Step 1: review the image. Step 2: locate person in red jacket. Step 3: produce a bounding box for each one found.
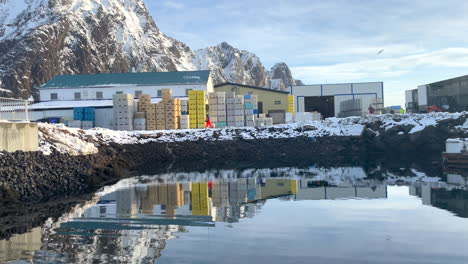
[368,105,375,114]
[205,114,214,128]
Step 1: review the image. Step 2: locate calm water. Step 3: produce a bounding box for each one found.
[2,167,468,264]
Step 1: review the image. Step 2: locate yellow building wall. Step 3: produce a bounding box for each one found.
[259,179,298,200]
[214,84,289,114]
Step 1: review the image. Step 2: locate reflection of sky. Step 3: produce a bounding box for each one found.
[159,186,468,264]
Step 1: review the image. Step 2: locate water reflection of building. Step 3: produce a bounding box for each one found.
[409,174,468,218]
[0,228,42,263]
[295,180,387,200]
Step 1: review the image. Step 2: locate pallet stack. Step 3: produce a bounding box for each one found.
[226,92,236,127]
[256,114,273,127]
[188,90,206,129]
[235,95,245,127]
[208,93,218,126]
[134,111,147,130]
[156,101,166,130]
[216,92,227,128]
[288,95,295,113]
[165,98,181,130]
[113,94,134,131]
[244,94,258,127]
[138,94,151,112]
[145,104,157,130]
[191,182,210,216]
[72,107,95,129]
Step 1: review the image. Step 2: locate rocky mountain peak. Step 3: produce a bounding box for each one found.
[0,0,301,99]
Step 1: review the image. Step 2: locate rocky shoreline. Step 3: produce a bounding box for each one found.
[1,113,467,240]
[1,113,467,207]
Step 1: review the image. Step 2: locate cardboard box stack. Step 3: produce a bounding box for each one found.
[244,94,258,127]
[156,102,166,130]
[145,103,157,130]
[208,93,218,126]
[235,95,245,127]
[138,94,151,112]
[165,98,181,130]
[188,90,206,129]
[113,94,134,131]
[216,92,227,128]
[288,95,295,113]
[226,92,236,127]
[134,112,147,130]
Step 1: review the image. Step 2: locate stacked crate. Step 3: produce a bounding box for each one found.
[165,98,181,130]
[288,95,295,113]
[191,182,210,216]
[188,90,197,129]
[188,90,206,129]
[234,95,245,127]
[216,92,227,128]
[113,94,134,131]
[145,104,157,130]
[134,112,147,130]
[208,93,218,126]
[162,88,172,101]
[72,107,95,129]
[244,94,258,127]
[256,114,273,127]
[156,102,166,130]
[138,94,151,112]
[226,92,236,127]
[180,100,190,129]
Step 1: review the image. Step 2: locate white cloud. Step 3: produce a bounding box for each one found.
[291,48,468,83]
[161,1,185,9]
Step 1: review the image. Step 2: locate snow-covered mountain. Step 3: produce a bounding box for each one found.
[270,62,304,90]
[0,0,300,99]
[194,42,270,88]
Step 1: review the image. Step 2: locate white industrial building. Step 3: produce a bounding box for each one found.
[290,82,384,118]
[30,70,213,128]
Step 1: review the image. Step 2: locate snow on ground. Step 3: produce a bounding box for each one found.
[38,112,468,155]
[39,123,98,156]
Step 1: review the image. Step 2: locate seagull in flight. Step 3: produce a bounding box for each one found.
[377,49,384,55]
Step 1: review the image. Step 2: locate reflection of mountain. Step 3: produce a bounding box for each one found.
[409,174,468,218]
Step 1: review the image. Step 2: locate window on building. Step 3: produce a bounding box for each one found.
[116,91,123,95]
[274,100,282,105]
[157,90,162,97]
[74,92,81,100]
[186,88,192,96]
[100,206,106,214]
[96,91,103,99]
[135,90,142,97]
[50,93,58,100]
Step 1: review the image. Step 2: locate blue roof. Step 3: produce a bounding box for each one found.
[41,70,211,88]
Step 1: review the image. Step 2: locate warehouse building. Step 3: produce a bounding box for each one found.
[290,82,384,118]
[406,75,468,113]
[39,70,213,101]
[30,70,213,128]
[214,83,290,123]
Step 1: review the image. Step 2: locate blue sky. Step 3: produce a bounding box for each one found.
[145,0,468,106]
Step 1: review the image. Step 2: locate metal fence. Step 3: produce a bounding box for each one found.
[0,97,30,121]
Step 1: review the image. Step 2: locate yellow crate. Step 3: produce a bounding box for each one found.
[190,123,198,129]
[197,124,205,129]
[196,90,206,97]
